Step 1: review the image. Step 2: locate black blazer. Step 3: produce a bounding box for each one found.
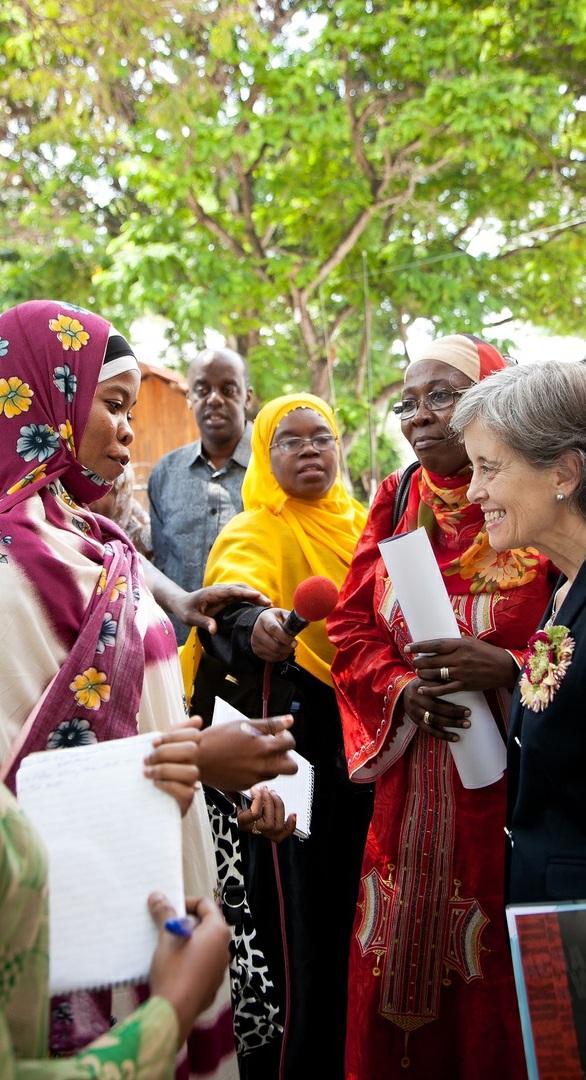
[507,558,586,904]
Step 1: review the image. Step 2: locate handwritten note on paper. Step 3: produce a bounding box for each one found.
[17,732,185,994]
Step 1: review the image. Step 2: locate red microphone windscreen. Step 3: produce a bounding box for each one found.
[292,576,339,622]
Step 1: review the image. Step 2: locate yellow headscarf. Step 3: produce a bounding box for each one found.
[203,393,367,686]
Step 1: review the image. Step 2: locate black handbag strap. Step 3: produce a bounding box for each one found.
[391,460,419,532]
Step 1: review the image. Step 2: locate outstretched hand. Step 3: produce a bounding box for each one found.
[148,893,231,1045]
[141,558,271,634]
[196,715,297,792]
[175,584,271,635]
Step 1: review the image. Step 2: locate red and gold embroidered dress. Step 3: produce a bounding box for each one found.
[328,465,555,1080]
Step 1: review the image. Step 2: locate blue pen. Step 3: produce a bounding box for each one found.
[164,915,197,938]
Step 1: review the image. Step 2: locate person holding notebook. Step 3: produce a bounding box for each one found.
[0,779,231,1076]
[0,300,297,1077]
[191,392,374,1079]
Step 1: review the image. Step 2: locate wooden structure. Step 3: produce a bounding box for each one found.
[130,361,198,507]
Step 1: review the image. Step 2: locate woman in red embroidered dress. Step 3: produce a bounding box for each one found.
[327,335,556,1080]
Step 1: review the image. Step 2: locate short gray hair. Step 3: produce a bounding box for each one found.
[451,360,586,518]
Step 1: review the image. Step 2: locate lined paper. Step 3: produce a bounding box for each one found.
[17,732,185,993]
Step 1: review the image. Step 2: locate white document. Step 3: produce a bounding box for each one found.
[17,732,185,994]
[378,526,507,789]
[212,696,314,839]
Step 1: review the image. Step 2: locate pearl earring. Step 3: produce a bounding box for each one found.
[556,492,565,502]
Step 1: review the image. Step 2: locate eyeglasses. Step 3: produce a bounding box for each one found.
[392,388,467,420]
[269,434,338,455]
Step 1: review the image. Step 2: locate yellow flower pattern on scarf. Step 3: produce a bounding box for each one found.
[6,464,47,495]
[110,575,127,602]
[59,419,76,455]
[48,314,90,351]
[69,667,111,710]
[0,376,34,418]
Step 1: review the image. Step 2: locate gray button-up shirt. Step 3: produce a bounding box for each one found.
[148,422,252,643]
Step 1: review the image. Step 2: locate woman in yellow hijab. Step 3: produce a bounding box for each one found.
[199,393,373,1080]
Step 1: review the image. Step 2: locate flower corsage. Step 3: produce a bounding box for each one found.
[519,624,575,712]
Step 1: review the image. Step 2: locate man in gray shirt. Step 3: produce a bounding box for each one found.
[148,346,253,643]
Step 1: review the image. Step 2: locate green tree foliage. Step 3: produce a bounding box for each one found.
[0,0,584,485]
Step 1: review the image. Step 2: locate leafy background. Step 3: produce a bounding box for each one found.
[1,0,584,495]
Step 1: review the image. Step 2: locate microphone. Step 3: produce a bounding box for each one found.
[281,576,339,637]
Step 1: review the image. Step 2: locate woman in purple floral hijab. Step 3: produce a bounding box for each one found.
[0,300,240,1079]
[0,301,150,783]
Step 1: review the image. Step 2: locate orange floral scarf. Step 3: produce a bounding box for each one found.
[407,467,541,595]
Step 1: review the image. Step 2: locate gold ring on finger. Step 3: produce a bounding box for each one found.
[440,666,450,682]
[422,710,432,727]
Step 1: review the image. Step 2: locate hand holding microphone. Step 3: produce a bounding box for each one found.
[250,576,340,663]
[281,576,340,636]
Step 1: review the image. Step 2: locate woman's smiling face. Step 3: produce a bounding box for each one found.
[465,419,558,552]
[269,408,338,500]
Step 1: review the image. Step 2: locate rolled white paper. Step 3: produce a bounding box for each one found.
[378,526,507,789]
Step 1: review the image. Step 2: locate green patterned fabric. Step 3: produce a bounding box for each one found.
[0,784,178,1078]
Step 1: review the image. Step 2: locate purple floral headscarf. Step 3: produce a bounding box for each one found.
[0,300,149,1052]
[0,300,145,790]
[0,300,116,510]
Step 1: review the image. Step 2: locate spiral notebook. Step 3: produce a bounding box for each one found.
[212,697,315,839]
[16,732,185,995]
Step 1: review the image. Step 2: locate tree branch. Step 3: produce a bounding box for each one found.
[343,73,377,194]
[483,314,516,328]
[185,189,269,280]
[264,0,307,34]
[233,153,266,260]
[329,304,355,340]
[186,190,246,256]
[300,204,377,303]
[341,378,403,455]
[396,306,412,359]
[373,379,404,410]
[261,221,278,248]
[289,284,332,397]
[496,219,586,260]
[355,298,372,397]
[300,149,451,302]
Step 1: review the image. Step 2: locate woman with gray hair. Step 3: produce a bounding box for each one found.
[452,359,586,906]
[327,335,557,1080]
